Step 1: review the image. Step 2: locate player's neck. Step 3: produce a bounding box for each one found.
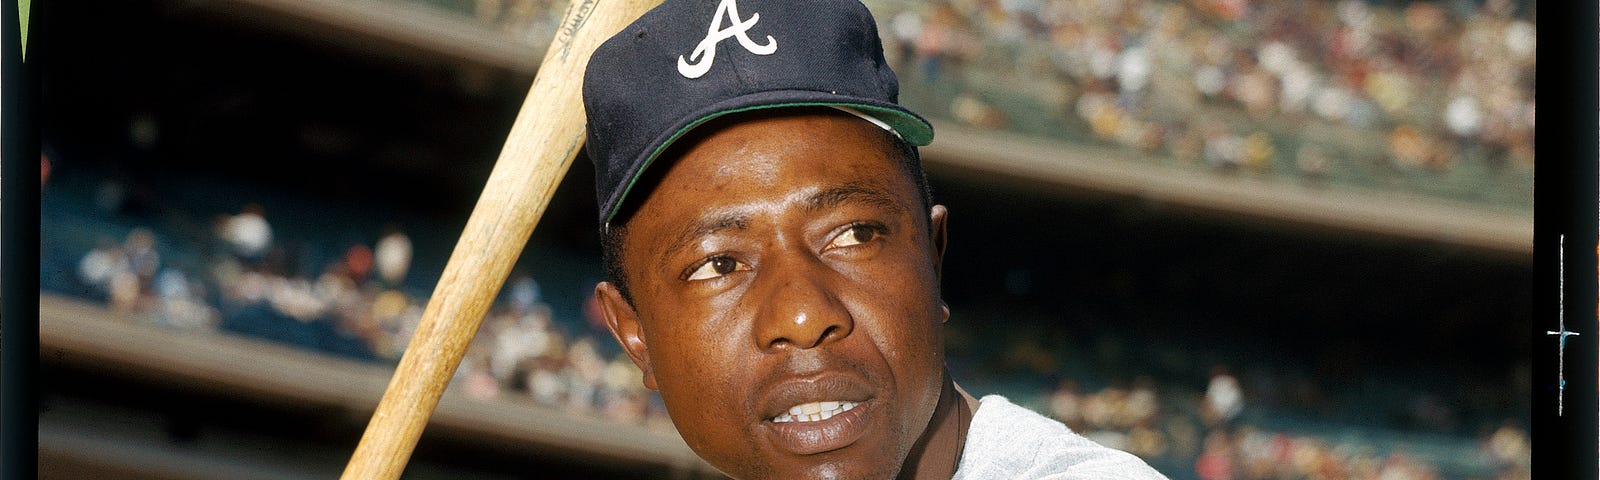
[899,373,979,480]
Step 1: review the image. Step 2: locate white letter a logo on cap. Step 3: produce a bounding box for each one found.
[677,0,777,79]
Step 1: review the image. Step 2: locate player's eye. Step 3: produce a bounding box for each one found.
[684,255,748,281]
[827,224,882,249]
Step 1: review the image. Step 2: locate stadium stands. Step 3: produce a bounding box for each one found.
[380,0,1536,209]
[865,0,1534,209]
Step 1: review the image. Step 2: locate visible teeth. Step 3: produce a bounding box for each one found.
[772,401,858,423]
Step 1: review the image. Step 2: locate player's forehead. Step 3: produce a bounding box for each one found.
[620,110,910,224]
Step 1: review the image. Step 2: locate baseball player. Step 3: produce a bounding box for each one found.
[582,1,1168,478]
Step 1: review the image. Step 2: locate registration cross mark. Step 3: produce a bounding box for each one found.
[1547,234,1580,416]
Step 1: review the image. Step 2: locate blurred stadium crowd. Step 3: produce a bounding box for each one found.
[42,165,672,430]
[875,0,1534,207]
[1028,371,1530,479]
[436,0,1535,207]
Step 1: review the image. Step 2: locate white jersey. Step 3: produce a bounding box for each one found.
[952,395,1169,480]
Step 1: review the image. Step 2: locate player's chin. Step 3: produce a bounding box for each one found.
[743,435,909,480]
[754,454,903,480]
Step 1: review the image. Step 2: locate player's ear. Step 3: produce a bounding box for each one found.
[929,204,948,279]
[595,281,658,390]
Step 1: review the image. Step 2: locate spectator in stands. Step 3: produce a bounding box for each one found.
[524,353,568,409]
[217,203,273,261]
[462,352,502,400]
[374,225,412,287]
[1203,365,1243,427]
[564,337,605,415]
[599,355,648,424]
[1125,377,1159,426]
[581,1,1165,478]
[1484,420,1529,471]
[124,227,161,286]
[1193,431,1234,480]
[111,228,161,313]
[78,237,128,303]
[154,267,219,330]
[1048,379,1084,430]
[320,246,380,346]
[368,289,415,360]
[342,243,374,283]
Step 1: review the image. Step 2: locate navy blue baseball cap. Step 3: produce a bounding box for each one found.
[583,0,934,232]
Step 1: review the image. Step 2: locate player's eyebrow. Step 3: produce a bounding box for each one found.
[803,182,904,216]
[659,212,750,272]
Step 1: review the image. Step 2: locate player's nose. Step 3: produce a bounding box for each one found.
[751,256,854,352]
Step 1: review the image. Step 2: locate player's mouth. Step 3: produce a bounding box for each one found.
[763,398,874,455]
[770,400,860,423]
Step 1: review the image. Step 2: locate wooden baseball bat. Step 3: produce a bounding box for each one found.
[341,1,659,478]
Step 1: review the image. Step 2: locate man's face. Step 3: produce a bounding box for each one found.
[597,112,950,480]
